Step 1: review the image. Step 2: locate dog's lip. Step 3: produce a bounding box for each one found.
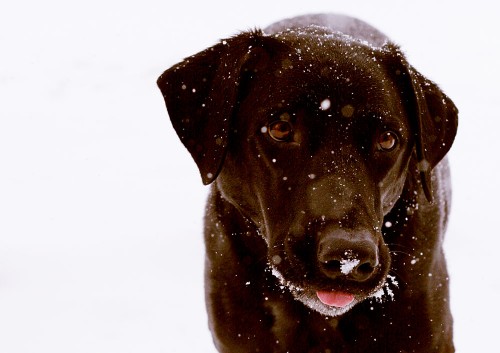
[316,290,355,308]
[271,265,392,315]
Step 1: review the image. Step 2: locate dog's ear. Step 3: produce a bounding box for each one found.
[384,45,458,202]
[157,30,273,185]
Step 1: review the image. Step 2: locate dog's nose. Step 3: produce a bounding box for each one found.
[317,229,379,282]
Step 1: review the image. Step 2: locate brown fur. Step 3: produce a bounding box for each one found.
[158,14,458,353]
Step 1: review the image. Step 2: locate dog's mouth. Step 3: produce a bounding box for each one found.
[316,290,355,307]
[297,290,358,317]
[271,266,397,317]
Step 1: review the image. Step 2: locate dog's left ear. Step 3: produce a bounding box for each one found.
[157,30,275,185]
[384,45,458,202]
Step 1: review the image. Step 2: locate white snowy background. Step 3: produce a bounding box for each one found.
[0,0,498,352]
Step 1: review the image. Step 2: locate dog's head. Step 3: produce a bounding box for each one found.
[158,28,458,316]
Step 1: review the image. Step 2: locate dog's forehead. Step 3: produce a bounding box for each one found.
[255,29,397,111]
[252,64,398,121]
[262,65,390,109]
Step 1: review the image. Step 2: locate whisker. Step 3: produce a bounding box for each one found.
[390,250,412,258]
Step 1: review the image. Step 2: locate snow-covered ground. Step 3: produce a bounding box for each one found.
[1,1,498,352]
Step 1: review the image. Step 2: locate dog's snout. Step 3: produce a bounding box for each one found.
[317,230,379,282]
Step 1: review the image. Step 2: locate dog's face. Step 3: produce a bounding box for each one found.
[215,32,412,316]
[158,28,458,316]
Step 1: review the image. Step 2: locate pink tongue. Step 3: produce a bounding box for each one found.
[316,291,354,308]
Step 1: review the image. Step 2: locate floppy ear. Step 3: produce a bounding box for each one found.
[157,30,270,184]
[385,45,458,202]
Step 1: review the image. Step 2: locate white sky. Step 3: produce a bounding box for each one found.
[1,1,499,352]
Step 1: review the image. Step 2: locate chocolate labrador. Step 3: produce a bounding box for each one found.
[157,13,458,353]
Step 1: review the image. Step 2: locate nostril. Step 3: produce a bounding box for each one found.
[322,259,341,271]
[351,261,377,281]
[320,259,343,279]
[358,262,375,274]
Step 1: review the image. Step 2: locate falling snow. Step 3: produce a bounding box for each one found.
[2,4,497,353]
[320,98,331,110]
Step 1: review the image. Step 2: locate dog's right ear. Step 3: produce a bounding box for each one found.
[157,30,274,185]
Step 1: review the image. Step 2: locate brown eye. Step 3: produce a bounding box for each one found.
[268,120,293,141]
[377,131,398,151]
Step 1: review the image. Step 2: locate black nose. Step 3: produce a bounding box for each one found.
[317,229,379,282]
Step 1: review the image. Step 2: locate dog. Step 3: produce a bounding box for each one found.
[157,13,458,353]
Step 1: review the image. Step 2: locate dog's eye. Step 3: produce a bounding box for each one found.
[377,131,398,151]
[268,120,293,142]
